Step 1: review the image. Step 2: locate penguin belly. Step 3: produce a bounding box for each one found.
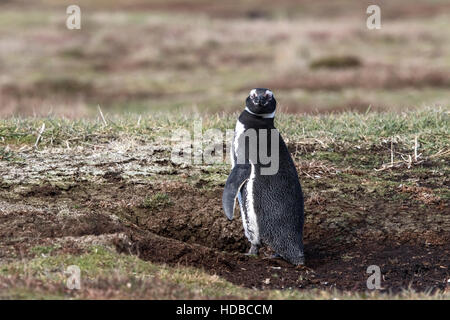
[237,166,261,247]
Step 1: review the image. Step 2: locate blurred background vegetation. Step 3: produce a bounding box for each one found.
[1,0,450,117]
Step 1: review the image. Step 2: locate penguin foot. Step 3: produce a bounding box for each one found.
[263,253,282,260]
[295,265,314,273]
[245,244,259,256]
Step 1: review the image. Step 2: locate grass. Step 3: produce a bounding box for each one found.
[141,193,173,210]
[309,55,362,69]
[1,107,447,158]
[1,246,448,300]
[30,245,62,256]
[2,1,450,117]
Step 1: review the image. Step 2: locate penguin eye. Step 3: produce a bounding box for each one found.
[265,90,273,99]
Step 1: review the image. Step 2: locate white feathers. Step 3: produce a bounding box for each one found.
[244,107,276,119]
[249,88,274,100]
[232,119,260,246]
[244,164,260,245]
[232,120,245,168]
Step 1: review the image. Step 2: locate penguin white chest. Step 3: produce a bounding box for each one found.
[231,120,245,168]
[232,120,260,245]
[244,164,260,245]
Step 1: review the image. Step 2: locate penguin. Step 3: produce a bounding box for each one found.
[222,88,305,265]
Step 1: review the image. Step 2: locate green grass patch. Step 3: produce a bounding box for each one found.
[1,246,448,300]
[141,193,173,210]
[1,108,448,155]
[31,245,62,256]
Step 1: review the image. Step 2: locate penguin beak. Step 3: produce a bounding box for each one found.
[254,96,266,106]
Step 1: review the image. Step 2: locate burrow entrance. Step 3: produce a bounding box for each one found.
[111,182,449,292]
[3,179,447,292]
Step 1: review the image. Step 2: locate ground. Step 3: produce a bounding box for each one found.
[0,110,448,299]
[0,0,449,299]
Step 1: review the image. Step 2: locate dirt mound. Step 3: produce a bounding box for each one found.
[117,185,249,253]
[1,176,448,293]
[0,210,124,244]
[115,227,449,292]
[110,182,449,292]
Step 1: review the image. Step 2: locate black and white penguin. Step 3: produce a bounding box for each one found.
[223,88,305,265]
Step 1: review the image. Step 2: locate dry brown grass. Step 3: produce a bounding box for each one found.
[1,0,450,116]
[263,65,450,92]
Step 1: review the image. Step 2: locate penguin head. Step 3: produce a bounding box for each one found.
[245,88,276,117]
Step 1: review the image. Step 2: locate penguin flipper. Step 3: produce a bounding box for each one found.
[222,164,250,220]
